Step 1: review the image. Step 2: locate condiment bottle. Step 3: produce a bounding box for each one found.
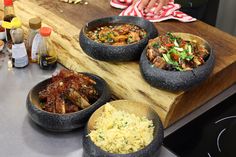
[3,0,15,42]
[10,17,28,68]
[27,17,42,63]
[37,27,57,70]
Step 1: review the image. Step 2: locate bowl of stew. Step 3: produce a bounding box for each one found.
[79,16,158,61]
[140,32,215,91]
[26,69,111,132]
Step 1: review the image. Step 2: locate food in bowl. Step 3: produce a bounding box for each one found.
[0,40,4,51]
[88,103,154,154]
[0,26,4,32]
[0,25,6,40]
[38,69,98,114]
[86,24,147,46]
[146,32,209,71]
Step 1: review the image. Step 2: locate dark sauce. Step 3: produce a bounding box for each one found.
[39,54,57,70]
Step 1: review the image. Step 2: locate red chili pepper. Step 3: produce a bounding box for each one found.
[199,56,204,63]
[165,43,175,47]
[180,41,186,48]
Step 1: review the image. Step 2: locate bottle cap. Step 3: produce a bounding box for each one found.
[40,27,52,36]
[4,0,13,6]
[29,18,42,30]
[2,17,21,29]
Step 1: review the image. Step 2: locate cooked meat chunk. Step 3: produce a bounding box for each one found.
[39,69,98,114]
[86,24,146,45]
[127,32,140,43]
[153,56,167,69]
[147,48,159,61]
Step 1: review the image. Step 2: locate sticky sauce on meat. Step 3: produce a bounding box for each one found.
[38,69,98,114]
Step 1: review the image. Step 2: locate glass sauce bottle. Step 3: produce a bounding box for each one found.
[38,27,57,70]
[3,0,15,42]
[27,17,41,63]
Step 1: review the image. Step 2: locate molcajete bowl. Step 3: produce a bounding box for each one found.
[140,33,215,91]
[83,100,164,157]
[79,16,158,61]
[26,72,111,132]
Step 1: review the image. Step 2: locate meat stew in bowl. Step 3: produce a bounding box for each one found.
[146,32,209,71]
[86,24,147,46]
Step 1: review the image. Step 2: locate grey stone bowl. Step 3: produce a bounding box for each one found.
[83,100,164,157]
[26,72,111,132]
[79,16,158,61]
[140,33,215,92]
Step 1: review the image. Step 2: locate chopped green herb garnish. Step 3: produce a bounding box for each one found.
[148,124,153,128]
[185,55,194,61]
[163,54,178,66]
[175,66,183,71]
[166,32,176,41]
[40,102,45,108]
[188,44,192,53]
[99,135,104,140]
[152,42,160,48]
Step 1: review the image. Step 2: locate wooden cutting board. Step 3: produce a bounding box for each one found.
[2,0,236,127]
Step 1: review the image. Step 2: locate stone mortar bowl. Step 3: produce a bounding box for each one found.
[83,100,164,157]
[139,33,215,92]
[79,16,158,62]
[26,72,111,132]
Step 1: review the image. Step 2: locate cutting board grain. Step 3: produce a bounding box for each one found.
[2,0,236,127]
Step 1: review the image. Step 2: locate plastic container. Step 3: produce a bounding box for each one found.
[10,17,28,68]
[37,27,57,70]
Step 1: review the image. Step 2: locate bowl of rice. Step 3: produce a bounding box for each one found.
[83,100,164,157]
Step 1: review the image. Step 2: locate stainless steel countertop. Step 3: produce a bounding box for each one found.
[0,50,235,157]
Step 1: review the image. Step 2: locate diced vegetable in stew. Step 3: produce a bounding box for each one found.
[86,24,147,46]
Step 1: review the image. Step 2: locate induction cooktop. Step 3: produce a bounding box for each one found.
[163,93,236,157]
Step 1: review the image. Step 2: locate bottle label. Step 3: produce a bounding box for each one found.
[12,43,28,67]
[31,33,41,61]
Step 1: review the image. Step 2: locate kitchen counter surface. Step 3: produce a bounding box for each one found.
[2,0,235,127]
[0,0,236,156]
[0,53,235,157]
[0,54,178,157]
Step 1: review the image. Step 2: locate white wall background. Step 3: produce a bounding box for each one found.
[216,0,236,36]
